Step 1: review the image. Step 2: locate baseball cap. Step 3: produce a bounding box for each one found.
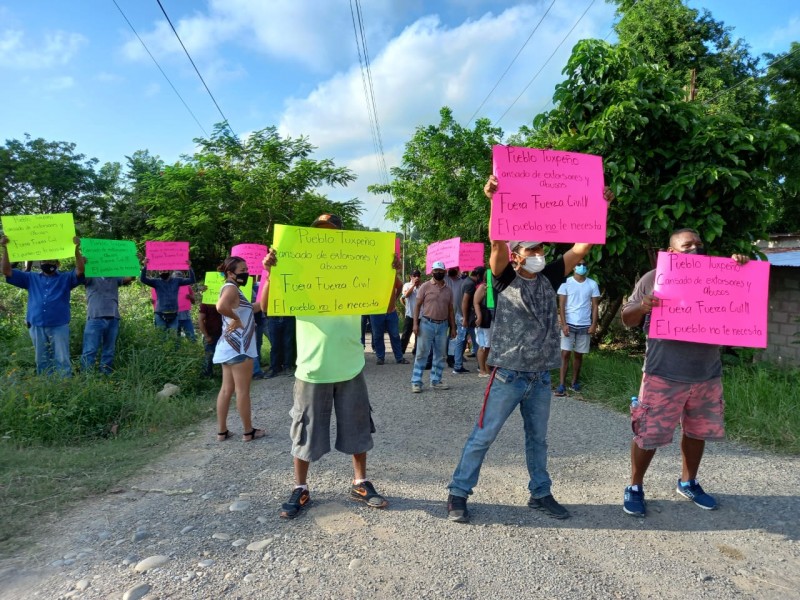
[508,241,543,252]
[431,260,446,270]
[311,213,343,229]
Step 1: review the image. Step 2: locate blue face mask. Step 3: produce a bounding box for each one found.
[575,265,588,276]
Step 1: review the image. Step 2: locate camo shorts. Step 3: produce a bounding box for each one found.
[631,374,725,450]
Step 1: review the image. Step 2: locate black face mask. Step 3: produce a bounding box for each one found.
[159,272,171,280]
[432,272,445,281]
[683,246,706,255]
[234,272,249,286]
[41,264,57,275]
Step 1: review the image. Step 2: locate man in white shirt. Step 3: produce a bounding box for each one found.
[555,260,600,396]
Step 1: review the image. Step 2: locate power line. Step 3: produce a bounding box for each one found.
[466,0,557,124]
[154,0,235,137]
[111,0,208,136]
[496,0,597,126]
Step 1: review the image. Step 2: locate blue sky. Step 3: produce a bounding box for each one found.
[1,0,798,231]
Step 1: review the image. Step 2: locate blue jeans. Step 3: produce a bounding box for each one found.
[449,368,553,499]
[81,318,120,374]
[29,324,72,377]
[202,334,221,376]
[411,318,448,385]
[453,323,469,369]
[252,312,266,375]
[370,312,403,362]
[178,317,196,342]
[267,316,296,373]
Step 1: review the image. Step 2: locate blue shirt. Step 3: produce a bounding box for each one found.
[5,269,84,327]
[85,277,125,319]
[139,269,196,313]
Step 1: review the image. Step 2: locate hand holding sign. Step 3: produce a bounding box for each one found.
[0,213,77,261]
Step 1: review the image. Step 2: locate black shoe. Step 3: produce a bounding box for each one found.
[280,487,310,519]
[350,481,388,508]
[452,367,470,374]
[447,494,469,523]
[528,494,570,519]
[252,371,265,380]
[447,356,455,368]
[376,358,385,365]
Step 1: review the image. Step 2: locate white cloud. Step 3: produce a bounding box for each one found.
[0,29,87,69]
[762,16,800,54]
[43,76,75,91]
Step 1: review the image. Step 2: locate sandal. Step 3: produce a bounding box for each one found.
[243,428,266,442]
[217,430,233,442]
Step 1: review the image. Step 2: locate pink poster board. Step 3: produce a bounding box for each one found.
[425,237,461,273]
[145,241,189,270]
[490,146,607,244]
[150,285,193,312]
[460,243,485,272]
[231,243,268,274]
[649,252,770,348]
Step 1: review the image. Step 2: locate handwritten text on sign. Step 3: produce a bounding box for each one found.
[425,237,461,273]
[1,213,76,261]
[490,146,607,244]
[268,225,396,316]
[81,238,140,277]
[649,252,770,348]
[459,243,485,272]
[145,241,189,270]
[200,272,253,305]
[231,243,268,274]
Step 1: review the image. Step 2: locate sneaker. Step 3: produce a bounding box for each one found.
[554,384,566,396]
[376,358,385,365]
[570,381,582,392]
[350,481,388,508]
[252,371,265,380]
[280,487,310,519]
[396,358,410,364]
[452,367,470,374]
[676,479,718,510]
[623,485,646,517]
[411,383,422,393]
[447,494,469,523]
[528,494,570,519]
[431,381,449,390]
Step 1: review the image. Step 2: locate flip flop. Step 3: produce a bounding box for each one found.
[243,428,266,442]
[217,430,233,442]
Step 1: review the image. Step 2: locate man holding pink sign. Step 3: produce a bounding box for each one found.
[620,228,750,517]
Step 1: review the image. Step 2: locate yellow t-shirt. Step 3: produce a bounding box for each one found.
[294,315,365,384]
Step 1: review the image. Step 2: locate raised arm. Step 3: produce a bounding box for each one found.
[74,237,85,277]
[484,175,512,277]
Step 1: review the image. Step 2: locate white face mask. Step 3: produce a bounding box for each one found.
[519,255,546,274]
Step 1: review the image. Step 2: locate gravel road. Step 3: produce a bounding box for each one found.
[1,342,798,600]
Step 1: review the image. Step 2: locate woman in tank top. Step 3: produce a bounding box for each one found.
[213,256,265,442]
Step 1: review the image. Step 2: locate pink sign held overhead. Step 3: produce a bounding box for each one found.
[145,241,189,270]
[459,243,485,272]
[649,252,770,348]
[490,145,607,244]
[426,237,461,273]
[231,243,268,274]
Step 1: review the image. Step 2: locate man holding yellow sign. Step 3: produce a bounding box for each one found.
[261,214,399,519]
[1,234,85,377]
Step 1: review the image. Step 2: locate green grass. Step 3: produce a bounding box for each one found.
[573,349,800,454]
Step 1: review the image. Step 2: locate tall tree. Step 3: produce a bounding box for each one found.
[134,124,361,272]
[370,107,503,244]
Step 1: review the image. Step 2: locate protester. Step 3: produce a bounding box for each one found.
[446,174,611,524]
[261,213,396,519]
[213,256,265,442]
[472,272,493,378]
[139,260,196,331]
[445,266,466,368]
[266,315,296,378]
[251,278,266,380]
[555,260,601,395]
[400,269,422,355]
[81,274,133,374]
[370,275,408,365]
[1,235,84,377]
[174,278,197,342]
[410,261,456,393]
[454,267,486,374]
[620,228,748,517]
[198,299,222,378]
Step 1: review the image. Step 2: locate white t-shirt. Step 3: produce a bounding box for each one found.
[556,276,600,327]
[402,282,418,317]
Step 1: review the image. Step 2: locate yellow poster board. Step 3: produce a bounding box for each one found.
[200,271,254,305]
[267,225,396,316]
[0,213,76,261]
